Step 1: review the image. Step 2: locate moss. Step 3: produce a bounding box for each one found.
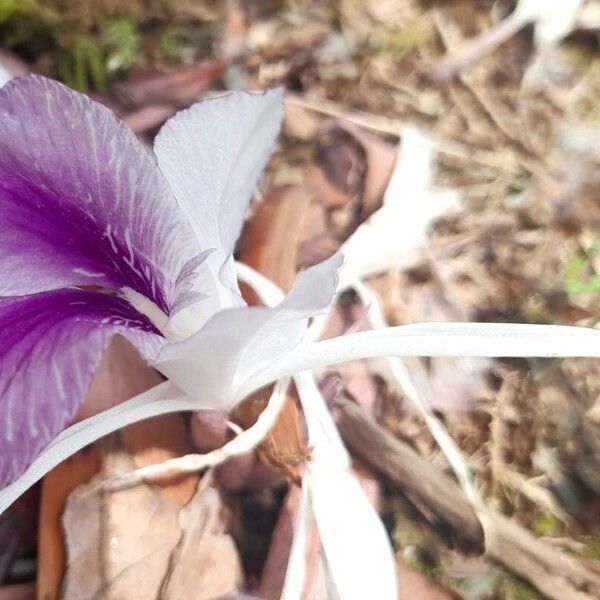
[380,21,432,58]
[57,36,106,91]
[498,575,544,600]
[0,0,218,90]
[104,16,139,73]
[530,511,562,537]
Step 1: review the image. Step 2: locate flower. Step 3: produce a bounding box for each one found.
[0,74,343,492]
[2,74,600,599]
[0,74,398,599]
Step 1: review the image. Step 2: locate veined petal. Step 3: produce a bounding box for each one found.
[153,254,342,409]
[0,288,164,488]
[154,88,284,308]
[0,75,201,313]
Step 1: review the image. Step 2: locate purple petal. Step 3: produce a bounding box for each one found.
[154,88,284,305]
[0,288,164,487]
[0,75,201,313]
[154,254,342,409]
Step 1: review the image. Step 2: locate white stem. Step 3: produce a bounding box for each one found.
[351,280,480,505]
[238,322,600,400]
[0,381,195,514]
[123,377,291,481]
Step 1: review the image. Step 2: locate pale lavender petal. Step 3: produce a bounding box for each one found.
[154,88,284,306]
[154,254,342,409]
[0,288,164,487]
[0,75,201,313]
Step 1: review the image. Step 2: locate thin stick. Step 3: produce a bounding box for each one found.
[285,93,522,176]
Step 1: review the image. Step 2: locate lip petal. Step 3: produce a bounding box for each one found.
[153,254,342,409]
[0,75,201,313]
[0,288,164,488]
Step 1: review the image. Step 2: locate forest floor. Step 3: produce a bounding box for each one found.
[3,1,600,599]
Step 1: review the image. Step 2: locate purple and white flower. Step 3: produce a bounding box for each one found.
[2,74,600,599]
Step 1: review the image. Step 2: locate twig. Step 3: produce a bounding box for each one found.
[285,93,523,176]
[426,12,526,82]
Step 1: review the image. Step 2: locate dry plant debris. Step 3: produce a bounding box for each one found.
[3,1,600,599]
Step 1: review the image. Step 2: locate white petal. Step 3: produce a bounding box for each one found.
[154,88,284,304]
[339,126,459,286]
[237,263,397,600]
[153,254,342,409]
[308,463,397,599]
[296,371,397,599]
[281,479,313,600]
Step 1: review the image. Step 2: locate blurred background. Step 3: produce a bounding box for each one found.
[3,1,600,599]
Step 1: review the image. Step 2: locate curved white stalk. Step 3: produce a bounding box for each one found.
[115,377,291,484]
[0,381,194,514]
[3,319,600,516]
[4,258,600,529]
[238,322,600,400]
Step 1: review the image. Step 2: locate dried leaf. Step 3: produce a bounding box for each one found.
[114,61,225,107]
[62,458,243,600]
[160,486,244,599]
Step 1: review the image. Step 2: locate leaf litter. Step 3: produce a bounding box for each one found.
[4,0,600,598]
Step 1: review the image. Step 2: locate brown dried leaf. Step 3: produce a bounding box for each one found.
[0,584,35,600]
[62,458,243,600]
[114,61,225,108]
[38,337,198,600]
[239,185,312,294]
[61,452,183,600]
[160,486,244,599]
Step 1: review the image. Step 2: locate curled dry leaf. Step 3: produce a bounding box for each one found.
[335,122,398,219]
[114,61,225,107]
[231,386,309,485]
